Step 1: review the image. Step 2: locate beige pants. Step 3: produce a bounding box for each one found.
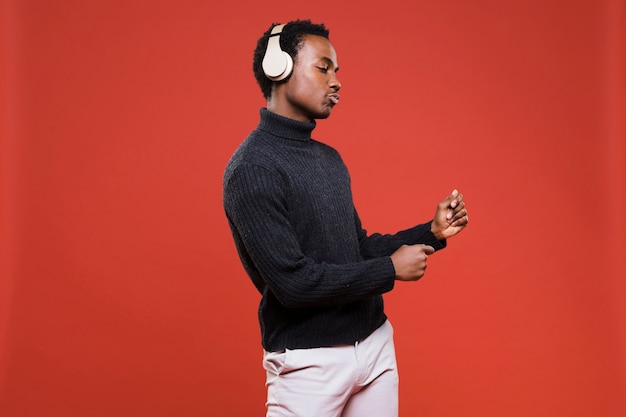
[263,320,399,417]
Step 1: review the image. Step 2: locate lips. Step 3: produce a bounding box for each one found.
[328,93,340,105]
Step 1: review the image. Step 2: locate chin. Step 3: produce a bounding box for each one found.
[316,109,333,119]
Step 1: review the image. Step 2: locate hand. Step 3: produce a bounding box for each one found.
[431,189,469,240]
[390,244,435,281]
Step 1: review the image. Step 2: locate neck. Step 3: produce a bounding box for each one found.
[266,95,312,123]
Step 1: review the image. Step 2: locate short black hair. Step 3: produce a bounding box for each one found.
[253,19,330,98]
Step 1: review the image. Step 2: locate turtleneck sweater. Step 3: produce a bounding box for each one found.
[223,108,446,351]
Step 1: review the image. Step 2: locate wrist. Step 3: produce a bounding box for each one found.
[430,221,444,241]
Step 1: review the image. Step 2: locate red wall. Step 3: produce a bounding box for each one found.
[1,1,625,416]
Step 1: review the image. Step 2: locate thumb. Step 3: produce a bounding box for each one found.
[445,189,459,208]
[423,245,435,255]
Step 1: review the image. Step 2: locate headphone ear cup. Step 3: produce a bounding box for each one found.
[262,47,290,80]
[262,24,293,81]
[273,51,293,81]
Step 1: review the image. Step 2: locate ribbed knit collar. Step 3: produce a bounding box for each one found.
[257,108,316,142]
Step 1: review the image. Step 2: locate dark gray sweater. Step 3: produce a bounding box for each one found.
[223,109,445,351]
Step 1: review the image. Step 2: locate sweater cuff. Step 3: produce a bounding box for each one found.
[382,256,398,290]
[424,221,447,251]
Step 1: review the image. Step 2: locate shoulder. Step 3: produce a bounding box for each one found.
[311,139,345,162]
[225,131,275,174]
[223,131,288,195]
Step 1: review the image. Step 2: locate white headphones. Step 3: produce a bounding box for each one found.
[262,24,293,81]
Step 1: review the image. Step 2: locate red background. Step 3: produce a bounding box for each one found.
[1,0,625,416]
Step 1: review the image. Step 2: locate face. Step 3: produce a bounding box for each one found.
[272,35,342,122]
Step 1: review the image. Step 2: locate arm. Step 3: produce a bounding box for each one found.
[355,210,446,259]
[357,189,469,282]
[224,164,395,309]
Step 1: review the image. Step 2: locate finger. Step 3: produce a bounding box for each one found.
[451,214,469,227]
[449,189,459,208]
[449,208,468,223]
[423,245,435,255]
[449,190,465,209]
[452,201,465,214]
[447,202,465,221]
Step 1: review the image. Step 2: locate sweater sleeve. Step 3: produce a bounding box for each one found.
[224,163,396,309]
[354,210,447,259]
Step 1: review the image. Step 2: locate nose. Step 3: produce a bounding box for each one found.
[329,74,341,91]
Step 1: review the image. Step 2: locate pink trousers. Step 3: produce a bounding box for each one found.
[263,320,399,417]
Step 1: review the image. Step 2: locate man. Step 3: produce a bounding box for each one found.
[223,20,468,417]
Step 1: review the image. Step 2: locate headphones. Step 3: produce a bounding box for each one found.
[262,24,293,81]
